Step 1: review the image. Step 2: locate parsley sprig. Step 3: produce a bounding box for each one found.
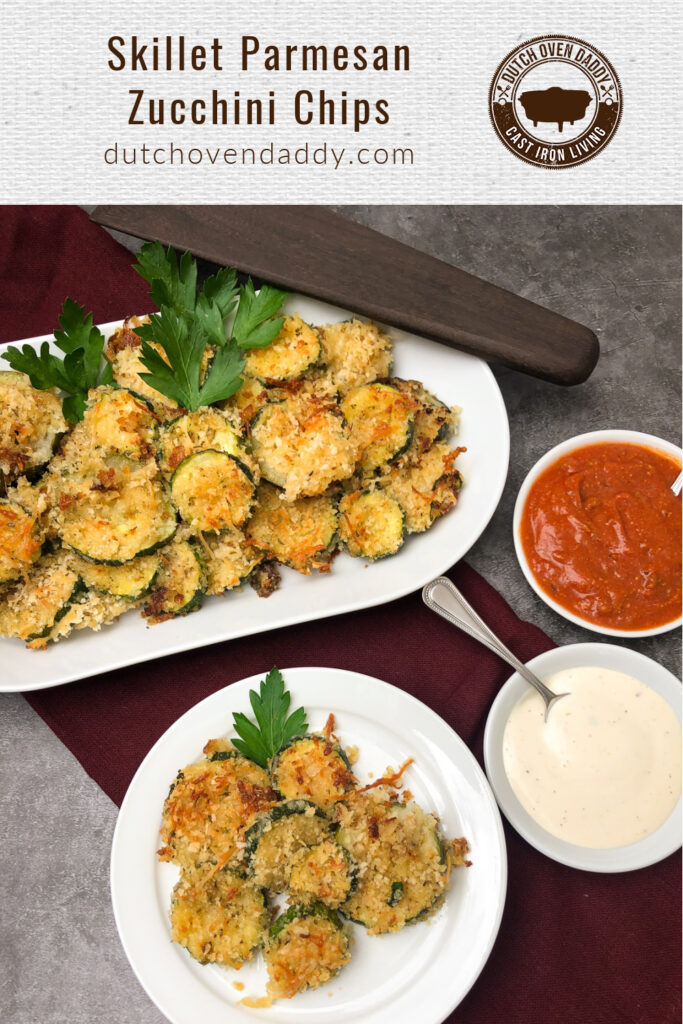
[2,299,113,421]
[133,242,289,411]
[1,242,289,420]
[231,667,308,768]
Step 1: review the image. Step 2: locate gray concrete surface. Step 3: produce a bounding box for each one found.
[0,206,680,1023]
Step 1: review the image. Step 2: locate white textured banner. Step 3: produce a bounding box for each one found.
[1,0,680,202]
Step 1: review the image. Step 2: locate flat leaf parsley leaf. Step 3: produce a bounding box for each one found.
[2,298,113,421]
[132,243,289,412]
[232,280,288,349]
[231,667,308,768]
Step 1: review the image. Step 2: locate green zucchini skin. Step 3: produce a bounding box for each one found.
[270,901,344,940]
[388,881,404,906]
[209,750,243,762]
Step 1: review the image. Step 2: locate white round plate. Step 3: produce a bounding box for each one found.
[484,643,682,872]
[111,667,507,1024]
[513,429,683,638]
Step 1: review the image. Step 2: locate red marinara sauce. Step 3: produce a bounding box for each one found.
[520,442,682,631]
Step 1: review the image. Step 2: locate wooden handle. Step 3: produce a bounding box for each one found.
[91,205,599,385]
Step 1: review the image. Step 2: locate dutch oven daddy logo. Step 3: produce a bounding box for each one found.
[489,35,622,168]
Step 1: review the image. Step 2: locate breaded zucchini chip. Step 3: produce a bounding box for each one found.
[288,840,358,909]
[202,528,265,595]
[170,451,255,532]
[244,314,322,382]
[247,483,338,574]
[244,800,330,893]
[0,549,81,645]
[319,318,392,394]
[0,498,43,585]
[81,386,157,460]
[159,407,253,479]
[270,735,355,806]
[341,382,417,475]
[338,489,404,560]
[53,454,177,564]
[170,864,268,969]
[265,903,350,999]
[386,378,458,462]
[158,752,276,870]
[335,788,463,934]
[220,375,269,427]
[251,392,356,500]
[384,443,464,534]
[142,535,206,621]
[0,370,66,481]
[72,551,160,601]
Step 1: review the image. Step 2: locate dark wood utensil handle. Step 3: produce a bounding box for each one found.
[91,205,599,385]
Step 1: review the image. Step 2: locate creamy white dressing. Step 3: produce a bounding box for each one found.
[503,667,682,849]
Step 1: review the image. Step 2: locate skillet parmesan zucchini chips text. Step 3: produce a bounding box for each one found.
[0,243,465,649]
[158,669,471,1004]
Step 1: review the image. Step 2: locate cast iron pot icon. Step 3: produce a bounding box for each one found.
[518,87,592,132]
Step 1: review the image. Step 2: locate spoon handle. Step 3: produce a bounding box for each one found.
[422,577,558,706]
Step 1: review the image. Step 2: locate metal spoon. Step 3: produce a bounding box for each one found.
[671,471,683,496]
[422,576,569,721]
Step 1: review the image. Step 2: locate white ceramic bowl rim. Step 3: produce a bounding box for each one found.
[513,429,683,638]
[483,642,682,873]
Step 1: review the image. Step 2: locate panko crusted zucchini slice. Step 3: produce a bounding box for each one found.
[335,790,455,934]
[142,536,206,620]
[288,839,358,908]
[338,489,404,560]
[170,865,269,969]
[341,382,416,475]
[247,483,338,574]
[0,499,43,585]
[203,528,265,595]
[270,735,355,806]
[387,378,457,458]
[244,800,330,893]
[244,315,323,382]
[170,451,255,531]
[159,408,249,479]
[250,392,356,500]
[319,319,392,394]
[82,387,157,460]
[220,375,270,427]
[0,550,82,644]
[266,902,350,1000]
[72,552,160,600]
[0,370,67,481]
[55,456,177,565]
[159,752,276,870]
[385,443,464,534]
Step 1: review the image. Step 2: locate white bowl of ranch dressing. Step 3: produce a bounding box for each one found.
[484,643,682,872]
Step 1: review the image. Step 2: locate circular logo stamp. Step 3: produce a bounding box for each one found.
[489,35,622,168]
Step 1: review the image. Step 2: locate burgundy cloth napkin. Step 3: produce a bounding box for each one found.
[1,206,680,1024]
